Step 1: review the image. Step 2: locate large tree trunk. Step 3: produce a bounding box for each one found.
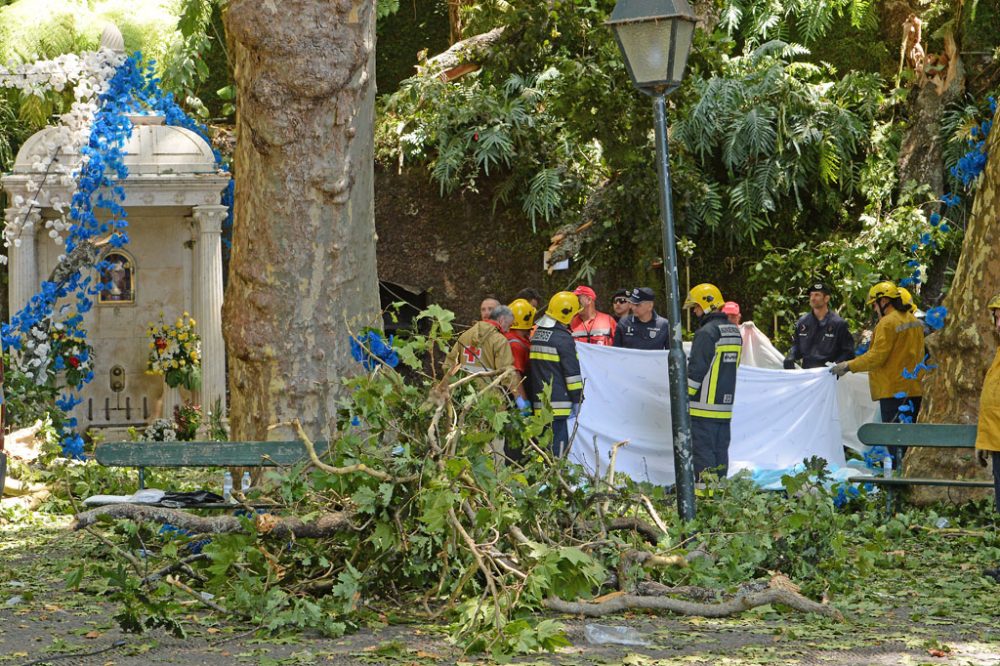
[222,0,381,442]
[907,103,1000,503]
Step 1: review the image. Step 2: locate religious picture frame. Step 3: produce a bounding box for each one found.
[98,250,136,305]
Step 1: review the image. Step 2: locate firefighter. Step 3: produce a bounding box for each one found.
[569,286,617,346]
[831,281,925,464]
[683,283,743,479]
[976,292,1000,582]
[783,282,855,369]
[529,291,583,456]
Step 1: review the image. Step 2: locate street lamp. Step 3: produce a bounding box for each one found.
[608,0,698,521]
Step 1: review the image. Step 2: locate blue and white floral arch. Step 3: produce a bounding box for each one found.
[0,26,232,457]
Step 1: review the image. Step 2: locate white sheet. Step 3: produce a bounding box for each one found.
[568,321,872,486]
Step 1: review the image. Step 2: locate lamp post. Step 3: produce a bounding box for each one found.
[607,0,698,521]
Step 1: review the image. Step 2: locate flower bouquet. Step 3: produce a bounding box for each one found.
[50,329,95,389]
[146,313,202,391]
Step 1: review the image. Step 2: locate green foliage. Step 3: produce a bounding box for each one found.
[672,41,885,242]
[719,0,877,49]
[747,183,961,345]
[74,305,967,657]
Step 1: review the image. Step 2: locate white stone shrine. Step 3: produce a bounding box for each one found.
[2,116,230,432]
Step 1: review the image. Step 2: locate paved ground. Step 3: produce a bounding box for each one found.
[2,515,999,665]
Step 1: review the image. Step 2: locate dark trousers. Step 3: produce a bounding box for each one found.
[879,396,922,463]
[692,417,731,480]
[550,418,569,458]
[993,451,1000,514]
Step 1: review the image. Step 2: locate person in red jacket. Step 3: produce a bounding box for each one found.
[504,298,535,390]
[569,286,617,346]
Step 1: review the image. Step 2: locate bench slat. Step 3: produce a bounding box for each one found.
[847,476,993,488]
[857,423,977,447]
[95,441,330,468]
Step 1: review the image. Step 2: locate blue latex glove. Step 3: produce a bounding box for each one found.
[569,403,580,419]
[515,396,532,416]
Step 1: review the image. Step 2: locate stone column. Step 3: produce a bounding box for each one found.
[6,207,38,319]
[162,382,183,421]
[192,205,228,418]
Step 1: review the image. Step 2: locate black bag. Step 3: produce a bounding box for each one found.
[160,490,225,507]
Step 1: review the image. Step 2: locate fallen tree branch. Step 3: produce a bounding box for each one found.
[622,550,688,569]
[636,581,723,602]
[571,517,661,545]
[141,553,210,585]
[289,419,420,484]
[421,27,506,78]
[544,587,843,621]
[165,574,227,614]
[543,585,843,621]
[74,504,355,538]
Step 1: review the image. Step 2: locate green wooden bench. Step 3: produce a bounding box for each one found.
[846,423,992,513]
[91,440,330,508]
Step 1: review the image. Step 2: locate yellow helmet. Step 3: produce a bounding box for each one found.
[509,298,536,330]
[546,291,581,325]
[683,283,723,312]
[898,287,914,308]
[865,281,900,305]
[988,292,1000,311]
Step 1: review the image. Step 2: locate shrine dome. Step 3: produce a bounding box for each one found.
[12,115,218,176]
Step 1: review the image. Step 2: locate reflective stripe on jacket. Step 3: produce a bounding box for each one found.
[503,330,530,375]
[687,312,742,420]
[570,311,617,346]
[976,348,1000,452]
[528,315,582,417]
[847,307,925,400]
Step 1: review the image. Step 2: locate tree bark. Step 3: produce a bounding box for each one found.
[222,0,381,442]
[908,103,1000,503]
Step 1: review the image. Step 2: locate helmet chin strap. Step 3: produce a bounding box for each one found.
[875,299,888,318]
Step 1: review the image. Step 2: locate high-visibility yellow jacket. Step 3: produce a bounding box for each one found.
[444,320,519,394]
[976,347,1000,452]
[848,307,925,401]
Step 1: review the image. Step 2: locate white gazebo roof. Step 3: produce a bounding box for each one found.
[3,115,229,208]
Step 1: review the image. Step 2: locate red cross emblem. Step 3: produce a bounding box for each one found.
[464,346,481,363]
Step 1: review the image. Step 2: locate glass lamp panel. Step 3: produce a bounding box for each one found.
[670,19,695,83]
[613,19,673,86]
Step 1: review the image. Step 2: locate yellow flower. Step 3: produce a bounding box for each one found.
[189,318,196,326]
[175,318,183,328]
[179,360,186,366]
[179,333,188,341]
[148,342,155,349]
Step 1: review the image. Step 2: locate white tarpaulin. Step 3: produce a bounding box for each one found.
[568,321,875,486]
[738,322,877,452]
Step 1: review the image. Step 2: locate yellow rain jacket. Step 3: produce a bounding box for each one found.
[976,347,1000,452]
[848,307,925,401]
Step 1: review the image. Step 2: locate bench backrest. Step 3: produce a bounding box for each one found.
[95,441,330,468]
[857,423,977,448]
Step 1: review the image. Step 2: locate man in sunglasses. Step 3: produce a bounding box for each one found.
[611,289,631,322]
